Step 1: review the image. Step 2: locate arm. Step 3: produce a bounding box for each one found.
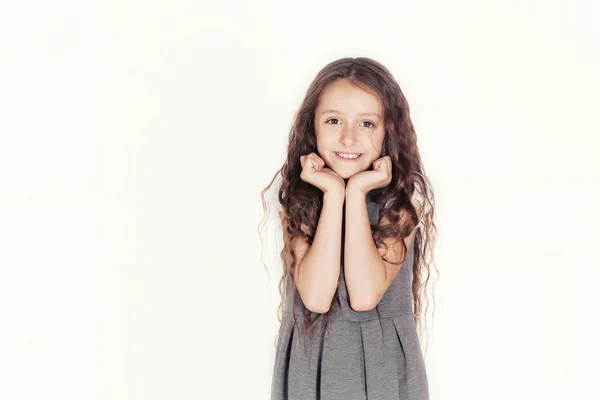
[343,185,423,311]
[280,190,345,313]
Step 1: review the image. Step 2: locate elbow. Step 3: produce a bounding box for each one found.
[307,304,330,314]
[296,283,332,314]
[304,294,332,314]
[350,301,375,312]
[296,280,332,314]
[350,294,379,312]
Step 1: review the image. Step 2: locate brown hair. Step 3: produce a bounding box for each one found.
[259,57,439,358]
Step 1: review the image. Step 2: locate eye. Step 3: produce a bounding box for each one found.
[362,121,375,128]
[325,118,375,128]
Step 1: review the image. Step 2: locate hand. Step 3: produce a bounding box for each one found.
[347,156,392,194]
[300,153,345,194]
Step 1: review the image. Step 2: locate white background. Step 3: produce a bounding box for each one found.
[0,0,598,399]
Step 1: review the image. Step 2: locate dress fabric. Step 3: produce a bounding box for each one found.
[270,191,429,400]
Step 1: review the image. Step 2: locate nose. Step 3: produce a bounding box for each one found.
[339,125,357,147]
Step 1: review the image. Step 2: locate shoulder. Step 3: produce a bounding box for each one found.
[411,190,424,224]
[377,184,425,222]
[411,182,425,209]
[376,183,425,225]
[377,187,424,252]
[279,211,311,248]
[410,182,430,228]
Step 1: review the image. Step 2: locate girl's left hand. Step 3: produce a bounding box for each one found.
[347,156,393,194]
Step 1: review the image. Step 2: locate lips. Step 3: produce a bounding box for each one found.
[334,151,363,162]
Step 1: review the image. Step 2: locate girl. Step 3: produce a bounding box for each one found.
[260,57,438,400]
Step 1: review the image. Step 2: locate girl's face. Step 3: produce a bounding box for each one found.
[314,78,385,179]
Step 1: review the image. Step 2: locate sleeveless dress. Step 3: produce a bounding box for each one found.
[270,190,430,400]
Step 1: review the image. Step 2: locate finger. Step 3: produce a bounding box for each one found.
[307,154,317,171]
[312,154,323,171]
[385,156,392,173]
[381,158,389,173]
[310,157,319,172]
[380,156,389,170]
[383,158,391,179]
[385,157,393,181]
[311,153,323,167]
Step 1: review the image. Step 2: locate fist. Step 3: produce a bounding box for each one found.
[299,153,345,194]
[347,155,392,194]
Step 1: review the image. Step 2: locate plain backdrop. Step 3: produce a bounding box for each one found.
[0,0,599,399]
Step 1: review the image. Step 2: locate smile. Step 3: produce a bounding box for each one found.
[334,151,363,161]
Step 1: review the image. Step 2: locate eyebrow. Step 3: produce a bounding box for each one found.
[320,109,381,118]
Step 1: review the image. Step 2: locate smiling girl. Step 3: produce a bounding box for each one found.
[261,57,438,400]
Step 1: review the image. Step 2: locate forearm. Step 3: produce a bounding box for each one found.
[343,186,386,311]
[296,190,345,313]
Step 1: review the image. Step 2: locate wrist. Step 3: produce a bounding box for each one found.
[345,182,368,197]
[323,187,346,201]
[346,185,368,197]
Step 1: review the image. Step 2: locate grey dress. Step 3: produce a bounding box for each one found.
[270,192,430,400]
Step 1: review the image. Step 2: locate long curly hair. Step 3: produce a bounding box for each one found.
[259,57,439,358]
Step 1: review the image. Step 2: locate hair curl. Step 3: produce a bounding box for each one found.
[258,57,439,359]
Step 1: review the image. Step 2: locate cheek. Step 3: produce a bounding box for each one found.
[363,129,385,154]
[373,130,385,153]
[315,139,329,161]
[316,127,336,141]
[316,131,335,147]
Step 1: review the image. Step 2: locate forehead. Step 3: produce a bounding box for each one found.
[317,79,382,115]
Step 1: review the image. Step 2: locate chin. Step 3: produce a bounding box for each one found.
[335,169,361,179]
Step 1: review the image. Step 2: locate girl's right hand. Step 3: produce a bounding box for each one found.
[299,153,345,194]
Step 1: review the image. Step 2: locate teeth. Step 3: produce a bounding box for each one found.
[336,152,361,159]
